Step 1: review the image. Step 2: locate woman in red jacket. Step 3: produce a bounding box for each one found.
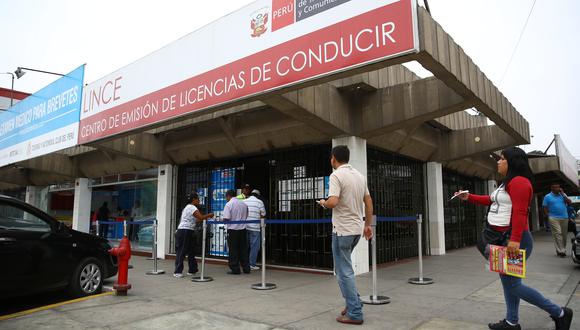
[456,147,573,330]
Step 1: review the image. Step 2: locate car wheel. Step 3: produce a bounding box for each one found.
[68,257,103,297]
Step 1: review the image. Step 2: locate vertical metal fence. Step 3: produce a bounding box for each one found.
[267,144,333,269]
[442,169,487,250]
[175,145,334,269]
[174,159,243,255]
[367,147,425,263]
[175,145,431,269]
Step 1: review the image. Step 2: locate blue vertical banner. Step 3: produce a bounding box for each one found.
[209,168,236,256]
[0,65,85,167]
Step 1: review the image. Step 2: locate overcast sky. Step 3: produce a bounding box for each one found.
[0,0,578,158]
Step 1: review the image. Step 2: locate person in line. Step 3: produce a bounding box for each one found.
[97,202,110,238]
[318,145,373,325]
[174,192,214,278]
[128,200,142,241]
[237,183,252,200]
[244,189,266,270]
[223,189,250,274]
[456,147,573,330]
[131,200,142,218]
[543,183,572,257]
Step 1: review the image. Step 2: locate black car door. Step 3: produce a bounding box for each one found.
[0,200,70,296]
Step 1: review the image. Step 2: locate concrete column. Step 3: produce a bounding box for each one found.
[332,136,369,275]
[39,187,50,213]
[426,162,445,255]
[156,164,174,259]
[72,178,92,233]
[25,186,42,209]
[25,186,49,212]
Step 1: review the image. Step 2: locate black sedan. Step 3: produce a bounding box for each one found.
[0,195,117,298]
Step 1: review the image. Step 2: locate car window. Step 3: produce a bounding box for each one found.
[0,202,51,232]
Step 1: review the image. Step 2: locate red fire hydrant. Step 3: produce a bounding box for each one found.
[108,236,132,296]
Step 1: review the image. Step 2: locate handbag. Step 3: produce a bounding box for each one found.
[477,221,511,259]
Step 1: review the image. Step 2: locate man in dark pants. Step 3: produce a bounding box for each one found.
[97,202,110,238]
[222,189,249,274]
[174,192,214,278]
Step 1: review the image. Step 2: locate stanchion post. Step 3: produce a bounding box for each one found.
[252,218,276,290]
[192,219,213,282]
[408,214,434,285]
[122,220,134,270]
[146,219,165,275]
[362,215,390,304]
[147,219,160,260]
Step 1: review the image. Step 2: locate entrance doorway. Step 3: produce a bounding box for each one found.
[175,144,334,269]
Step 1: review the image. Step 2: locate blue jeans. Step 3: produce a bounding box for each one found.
[247,230,261,267]
[500,230,562,324]
[332,233,363,321]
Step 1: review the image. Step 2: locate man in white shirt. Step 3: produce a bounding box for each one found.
[128,200,142,241]
[131,200,142,219]
[244,189,266,270]
[319,145,373,325]
[222,189,250,274]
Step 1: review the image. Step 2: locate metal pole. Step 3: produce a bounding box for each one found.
[146,220,165,275]
[10,73,14,107]
[96,220,100,237]
[408,214,434,285]
[123,220,134,270]
[147,219,159,260]
[192,220,213,282]
[252,218,276,290]
[16,67,65,77]
[362,216,390,304]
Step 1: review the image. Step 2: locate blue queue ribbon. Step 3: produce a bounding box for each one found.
[96,220,155,225]
[97,216,417,226]
[125,221,155,225]
[204,216,417,225]
[376,216,417,222]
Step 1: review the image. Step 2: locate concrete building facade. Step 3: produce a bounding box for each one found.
[0,3,533,273]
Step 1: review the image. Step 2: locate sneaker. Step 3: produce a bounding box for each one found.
[186,271,198,276]
[173,273,185,278]
[552,307,573,330]
[488,319,521,330]
[250,265,260,271]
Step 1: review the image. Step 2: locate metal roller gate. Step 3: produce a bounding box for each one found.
[442,170,487,250]
[367,147,426,263]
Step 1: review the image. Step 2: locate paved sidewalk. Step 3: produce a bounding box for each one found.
[2,232,579,329]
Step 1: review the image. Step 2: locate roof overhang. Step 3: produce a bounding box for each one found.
[0,5,530,185]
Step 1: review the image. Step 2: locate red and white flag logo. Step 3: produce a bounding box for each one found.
[251,7,269,37]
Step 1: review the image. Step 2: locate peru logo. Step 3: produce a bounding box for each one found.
[250,7,269,38]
